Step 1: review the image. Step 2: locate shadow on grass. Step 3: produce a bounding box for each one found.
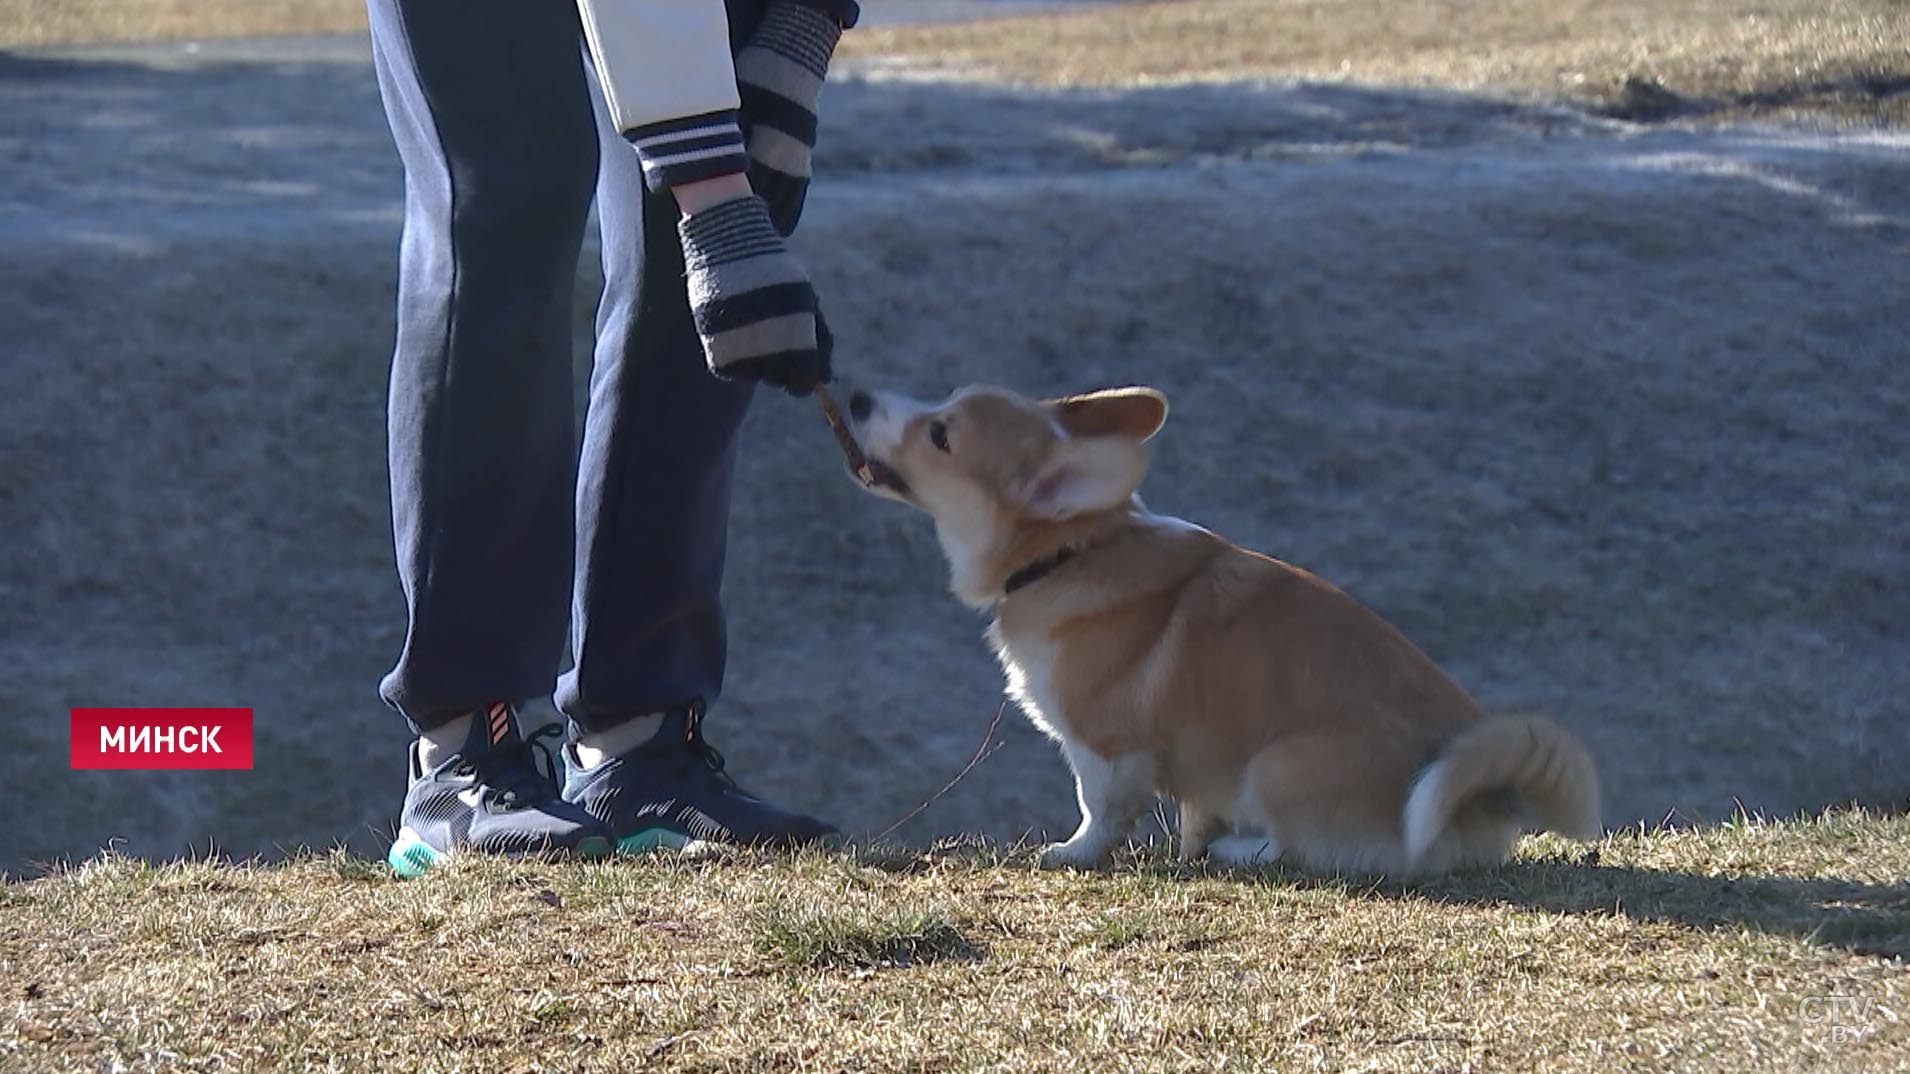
[754,899,985,971]
[1408,855,1910,961]
[865,836,1910,961]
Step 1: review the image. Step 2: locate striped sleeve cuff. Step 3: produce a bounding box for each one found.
[625,110,749,193]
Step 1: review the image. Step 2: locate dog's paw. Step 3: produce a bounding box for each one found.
[1206,834,1281,868]
[1038,841,1110,871]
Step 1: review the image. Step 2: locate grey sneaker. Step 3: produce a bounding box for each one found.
[563,702,839,854]
[388,702,614,878]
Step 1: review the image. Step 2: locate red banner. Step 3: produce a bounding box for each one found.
[70,708,255,770]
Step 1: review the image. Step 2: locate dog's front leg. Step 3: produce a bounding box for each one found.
[1176,801,1225,863]
[1040,745,1155,870]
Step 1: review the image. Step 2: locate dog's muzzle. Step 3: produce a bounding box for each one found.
[841,389,911,496]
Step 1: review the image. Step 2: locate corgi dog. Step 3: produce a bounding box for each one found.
[843,383,1601,876]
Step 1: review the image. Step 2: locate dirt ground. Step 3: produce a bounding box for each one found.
[2,27,1906,874]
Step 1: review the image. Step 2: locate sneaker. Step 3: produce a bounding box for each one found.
[563,701,839,854]
[388,702,616,878]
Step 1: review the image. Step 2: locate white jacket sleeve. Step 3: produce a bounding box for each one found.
[575,0,741,134]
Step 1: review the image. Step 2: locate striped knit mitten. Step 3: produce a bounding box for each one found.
[735,1,856,235]
[677,194,831,395]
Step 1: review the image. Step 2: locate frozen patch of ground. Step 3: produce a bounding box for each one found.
[1,35,1905,872]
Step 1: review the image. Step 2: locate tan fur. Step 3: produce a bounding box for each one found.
[847,383,1602,877]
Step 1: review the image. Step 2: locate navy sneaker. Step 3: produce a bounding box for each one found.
[563,702,839,854]
[388,702,616,878]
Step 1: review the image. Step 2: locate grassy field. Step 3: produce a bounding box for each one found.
[4,0,1907,123]
[843,0,1910,123]
[0,0,364,48]
[4,812,1906,1072]
[4,7,1904,1069]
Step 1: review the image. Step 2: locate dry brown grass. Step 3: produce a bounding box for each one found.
[0,0,365,49]
[4,812,1907,1072]
[5,0,1904,124]
[842,0,1910,123]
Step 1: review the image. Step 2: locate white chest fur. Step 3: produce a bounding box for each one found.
[986,620,1069,742]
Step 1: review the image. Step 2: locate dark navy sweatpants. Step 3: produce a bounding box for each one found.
[367,0,764,734]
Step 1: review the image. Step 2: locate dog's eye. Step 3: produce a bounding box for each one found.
[928,420,950,452]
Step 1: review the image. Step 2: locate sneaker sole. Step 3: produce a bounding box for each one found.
[386,829,615,878]
[609,830,840,857]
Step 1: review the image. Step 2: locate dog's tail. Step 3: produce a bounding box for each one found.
[1402,714,1601,870]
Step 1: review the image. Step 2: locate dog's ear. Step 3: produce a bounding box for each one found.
[1048,387,1168,442]
[1017,435,1148,520]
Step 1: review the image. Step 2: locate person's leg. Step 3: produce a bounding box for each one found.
[373,0,595,728]
[557,0,784,727]
[552,79,755,731]
[369,0,611,871]
[556,0,836,849]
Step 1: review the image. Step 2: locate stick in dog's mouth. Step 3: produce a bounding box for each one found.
[862,458,909,496]
[813,384,877,488]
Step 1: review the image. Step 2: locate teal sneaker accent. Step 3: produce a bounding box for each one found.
[616,828,693,855]
[387,828,446,879]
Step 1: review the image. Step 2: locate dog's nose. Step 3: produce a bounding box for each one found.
[848,390,873,422]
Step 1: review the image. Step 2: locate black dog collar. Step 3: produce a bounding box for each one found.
[1002,546,1080,598]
